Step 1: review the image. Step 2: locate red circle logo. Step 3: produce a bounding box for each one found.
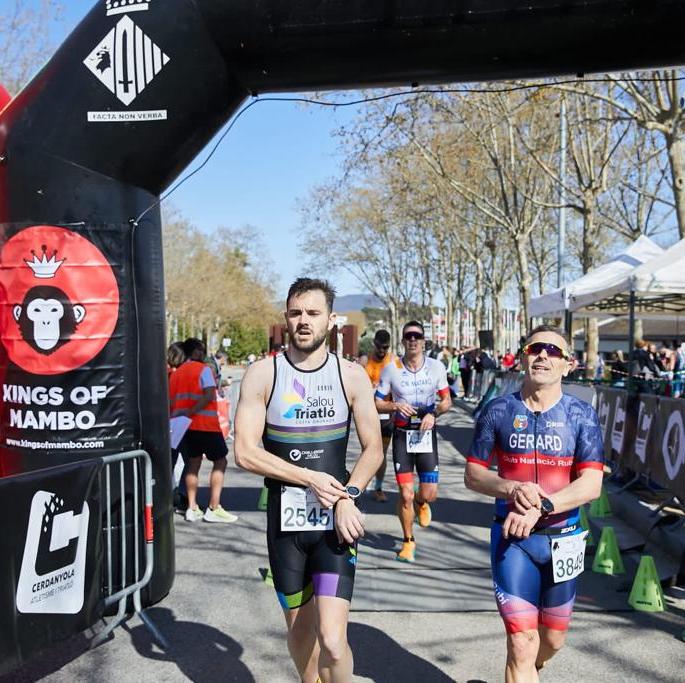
[0,226,120,375]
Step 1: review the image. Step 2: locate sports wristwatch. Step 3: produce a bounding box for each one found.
[540,497,555,517]
[345,485,362,500]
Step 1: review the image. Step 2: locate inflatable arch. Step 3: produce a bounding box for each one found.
[0,0,683,611]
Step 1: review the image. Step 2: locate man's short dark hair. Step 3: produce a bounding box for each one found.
[183,337,205,357]
[374,329,391,344]
[286,277,336,313]
[402,320,425,336]
[525,324,572,352]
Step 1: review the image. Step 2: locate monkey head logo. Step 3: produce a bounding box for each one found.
[0,226,119,375]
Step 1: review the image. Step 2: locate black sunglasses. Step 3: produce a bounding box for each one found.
[374,342,391,350]
[523,342,570,360]
[403,332,424,341]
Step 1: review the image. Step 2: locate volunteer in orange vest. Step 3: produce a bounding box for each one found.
[169,337,238,523]
[360,329,397,502]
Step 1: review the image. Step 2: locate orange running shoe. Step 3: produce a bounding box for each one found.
[414,501,432,528]
[396,540,416,563]
[373,489,387,503]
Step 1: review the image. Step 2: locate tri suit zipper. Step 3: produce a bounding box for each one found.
[533,410,540,484]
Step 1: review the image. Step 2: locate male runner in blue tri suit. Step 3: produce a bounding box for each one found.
[235,278,382,683]
[465,325,604,683]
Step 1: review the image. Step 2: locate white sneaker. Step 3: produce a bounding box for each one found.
[184,506,204,522]
[203,505,238,523]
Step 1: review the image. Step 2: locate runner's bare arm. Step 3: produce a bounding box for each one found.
[343,359,384,490]
[501,469,603,539]
[234,359,347,508]
[334,360,383,544]
[543,468,603,513]
[376,395,415,417]
[436,390,452,415]
[464,461,521,501]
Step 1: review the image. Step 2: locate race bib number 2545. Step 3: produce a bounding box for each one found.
[280,486,334,532]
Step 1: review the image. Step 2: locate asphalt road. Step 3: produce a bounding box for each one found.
[6,378,685,682]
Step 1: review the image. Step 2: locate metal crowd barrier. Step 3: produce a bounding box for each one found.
[91,449,168,649]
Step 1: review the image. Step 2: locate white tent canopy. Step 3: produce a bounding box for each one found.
[529,235,664,317]
[570,237,685,315]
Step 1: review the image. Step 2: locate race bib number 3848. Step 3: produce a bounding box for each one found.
[280,486,334,532]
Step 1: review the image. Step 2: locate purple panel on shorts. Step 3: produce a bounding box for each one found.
[312,572,339,597]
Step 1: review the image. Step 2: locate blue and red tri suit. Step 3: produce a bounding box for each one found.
[468,391,604,633]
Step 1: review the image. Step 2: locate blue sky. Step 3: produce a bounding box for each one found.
[31,0,362,296]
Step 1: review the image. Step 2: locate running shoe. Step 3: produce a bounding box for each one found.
[173,489,189,514]
[373,489,387,503]
[184,506,204,522]
[203,505,238,523]
[414,501,432,527]
[396,540,416,563]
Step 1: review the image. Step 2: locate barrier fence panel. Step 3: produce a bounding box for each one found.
[91,450,167,649]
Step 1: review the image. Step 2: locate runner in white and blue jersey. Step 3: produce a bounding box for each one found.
[375,320,452,563]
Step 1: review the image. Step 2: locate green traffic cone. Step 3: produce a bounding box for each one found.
[592,526,625,575]
[261,567,274,586]
[589,486,611,518]
[579,505,594,546]
[257,485,268,511]
[628,555,665,612]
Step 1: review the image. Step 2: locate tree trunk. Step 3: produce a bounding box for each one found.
[445,287,454,348]
[581,200,601,378]
[388,299,399,352]
[513,237,532,331]
[586,317,600,379]
[493,286,506,355]
[456,261,465,347]
[473,256,484,345]
[667,132,685,239]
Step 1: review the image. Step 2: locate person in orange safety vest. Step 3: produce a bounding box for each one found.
[170,338,238,524]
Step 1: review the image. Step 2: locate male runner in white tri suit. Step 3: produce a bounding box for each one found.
[375,320,452,562]
[234,278,382,683]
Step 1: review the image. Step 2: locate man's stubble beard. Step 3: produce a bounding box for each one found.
[290,328,329,353]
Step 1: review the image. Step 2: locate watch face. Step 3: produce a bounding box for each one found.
[541,498,554,514]
[346,486,361,499]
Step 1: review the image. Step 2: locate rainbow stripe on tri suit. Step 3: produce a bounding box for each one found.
[265,420,349,444]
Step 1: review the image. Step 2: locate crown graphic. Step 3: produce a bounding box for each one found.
[106,0,150,16]
[24,245,65,279]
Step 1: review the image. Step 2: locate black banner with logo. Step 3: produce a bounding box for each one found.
[650,398,685,499]
[0,223,132,473]
[593,387,685,498]
[0,459,102,675]
[592,386,626,466]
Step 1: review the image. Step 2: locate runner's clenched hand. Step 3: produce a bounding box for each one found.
[335,498,365,544]
[420,413,436,431]
[394,401,417,418]
[502,507,542,539]
[307,471,348,508]
[510,481,547,514]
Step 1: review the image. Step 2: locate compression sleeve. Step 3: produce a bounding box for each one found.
[467,401,497,468]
